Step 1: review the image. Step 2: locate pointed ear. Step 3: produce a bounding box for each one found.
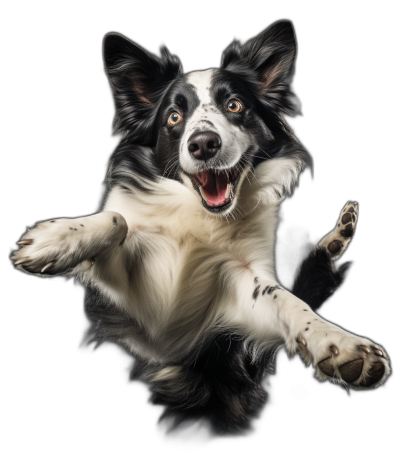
[103,33,183,137]
[221,20,299,115]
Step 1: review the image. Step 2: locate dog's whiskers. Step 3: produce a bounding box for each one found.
[257,147,273,160]
[163,156,179,178]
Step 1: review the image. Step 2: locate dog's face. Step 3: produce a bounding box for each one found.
[104,20,306,215]
[153,68,270,214]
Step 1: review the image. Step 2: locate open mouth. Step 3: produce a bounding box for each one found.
[189,165,241,213]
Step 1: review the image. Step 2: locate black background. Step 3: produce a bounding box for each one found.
[3,3,398,455]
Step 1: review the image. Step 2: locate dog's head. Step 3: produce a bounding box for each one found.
[104,20,310,215]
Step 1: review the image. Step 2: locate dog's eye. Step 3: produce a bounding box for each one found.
[227,100,242,113]
[168,112,183,126]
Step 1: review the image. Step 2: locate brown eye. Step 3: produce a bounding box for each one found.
[227,99,242,113]
[168,112,183,126]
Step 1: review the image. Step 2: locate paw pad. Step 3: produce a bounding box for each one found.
[341,213,352,224]
[340,223,354,238]
[316,339,389,388]
[328,240,342,254]
[318,357,334,377]
[360,362,385,387]
[339,358,363,382]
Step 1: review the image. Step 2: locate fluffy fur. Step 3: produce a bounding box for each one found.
[12,20,390,434]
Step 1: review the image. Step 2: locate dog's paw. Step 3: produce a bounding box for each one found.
[297,324,390,388]
[11,218,93,275]
[320,201,359,260]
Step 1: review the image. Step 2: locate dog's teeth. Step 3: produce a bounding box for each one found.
[199,186,207,201]
[225,183,231,199]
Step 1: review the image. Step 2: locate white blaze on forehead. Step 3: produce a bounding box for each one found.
[186,69,215,106]
[180,69,218,160]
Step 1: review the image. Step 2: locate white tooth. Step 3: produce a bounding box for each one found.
[225,183,231,199]
[199,186,207,201]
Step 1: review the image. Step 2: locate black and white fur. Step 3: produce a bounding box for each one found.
[12,20,390,434]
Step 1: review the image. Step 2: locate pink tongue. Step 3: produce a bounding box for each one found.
[197,171,229,207]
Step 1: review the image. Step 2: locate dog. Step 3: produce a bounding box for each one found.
[12,20,390,434]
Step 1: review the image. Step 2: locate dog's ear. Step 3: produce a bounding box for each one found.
[103,33,183,139]
[221,20,299,115]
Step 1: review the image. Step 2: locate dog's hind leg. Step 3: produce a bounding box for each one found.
[289,201,358,312]
[11,211,128,275]
[291,247,350,311]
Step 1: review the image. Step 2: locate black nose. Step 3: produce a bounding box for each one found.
[187,131,221,161]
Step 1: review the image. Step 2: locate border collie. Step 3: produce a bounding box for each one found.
[12,20,390,434]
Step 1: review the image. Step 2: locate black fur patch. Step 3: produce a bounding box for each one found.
[253,285,261,300]
[289,246,351,312]
[132,335,278,434]
[267,285,280,295]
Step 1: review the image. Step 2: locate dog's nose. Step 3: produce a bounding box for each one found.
[187,131,221,161]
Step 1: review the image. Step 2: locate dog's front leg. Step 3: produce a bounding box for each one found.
[232,279,390,388]
[12,212,127,275]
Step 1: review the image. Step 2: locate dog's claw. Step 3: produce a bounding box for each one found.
[360,345,371,354]
[296,336,307,346]
[371,347,383,357]
[15,257,29,265]
[330,345,339,356]
[17,239,33,246]
[41,262,54,273]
